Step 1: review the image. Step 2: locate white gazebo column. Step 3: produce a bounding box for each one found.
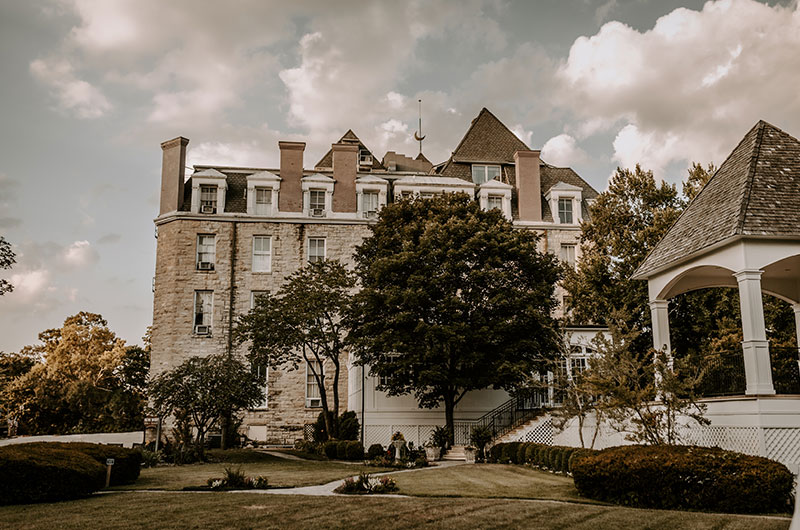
[792,303,800,352]
[649,299,672,358]
[734,270,775,395]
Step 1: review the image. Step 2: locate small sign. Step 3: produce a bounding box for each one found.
[144,417,159,426]
[106,458,115,466]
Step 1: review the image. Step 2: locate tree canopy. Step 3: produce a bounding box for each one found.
[0,236,15,295]
[2,312,149,435]
[234,260,356,439]
[349,193,562,441]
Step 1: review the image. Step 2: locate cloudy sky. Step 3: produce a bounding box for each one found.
[1,0,799,352]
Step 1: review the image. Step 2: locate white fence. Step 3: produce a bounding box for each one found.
[0,431,144,448]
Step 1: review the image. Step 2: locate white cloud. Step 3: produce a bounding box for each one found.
[61,240,99,268]
[554,0,800,178]
[9,269,50,301]
[30,57,111,119]
[541,134,589,167]
[510,124,533,147]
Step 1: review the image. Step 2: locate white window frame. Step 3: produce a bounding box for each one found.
[246,171,281,216]
[309,189,326,212]
[477,180,513,220]
[252,235,272,273]
[196,234,216,270]
[190,169,228,214]
[193,290,213,334]
[306,360,323,408]
[545,183,583,225]
[558,198,574,224]
[471,164,501,184]
[254,188,272,215]
[560,243,576,269]
[356,176,389,219]
[302,174,334,218]
[308,237,326,263]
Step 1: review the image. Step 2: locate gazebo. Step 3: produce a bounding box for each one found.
[633,120,800,471]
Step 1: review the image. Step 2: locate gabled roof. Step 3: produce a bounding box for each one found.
[315,130,385,171]
[635,120,800,278]
[247,170,281,181]
[193,168,227,178]
[302,173,334,183]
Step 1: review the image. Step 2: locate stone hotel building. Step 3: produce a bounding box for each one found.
[151,108,601,444]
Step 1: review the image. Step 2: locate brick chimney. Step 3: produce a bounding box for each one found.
[332,143,358,213]
[515,150,542,222]
[159,137,189,215]
[278,141,305,212]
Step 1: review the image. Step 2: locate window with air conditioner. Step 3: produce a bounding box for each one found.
[558,198,574,224]
[309,189,326,217]
[252,236,272,273]
[560,243,576,268]
[471,164,501,184]
[193,290,212,334]
[359,150,373,166]
[306,360,323,408]
[308,237,326,263]
[196,234,216,271]
[487,195,503,211]
[362,191,378,218]
[254,187,272,215]
[200,185,217,213]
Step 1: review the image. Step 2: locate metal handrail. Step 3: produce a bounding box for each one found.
[468,389,548,441]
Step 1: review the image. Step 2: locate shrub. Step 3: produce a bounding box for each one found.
[501,442,518,464]
[336,440,349,460]
[312,412,333,443]
[367,444,385,460]
[345,441,364,461]
[488,443,502,463]
[141,449,161,468]
[430,426,450,451]
[524,443,538,464]
[470,425,494,459]
[516,443,529,465]
[206,466,269,490]
[0,443,105,504]
[334,472,398,494]
[568,448,598,474]
[571,445,794,514]
[26,443,142,486]
[324,441,338,459]
[338,411,360,441]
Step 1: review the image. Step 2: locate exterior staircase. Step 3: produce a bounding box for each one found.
[494,414,553,445]
[442,444,466,461]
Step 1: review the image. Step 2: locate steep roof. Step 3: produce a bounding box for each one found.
[635,120,800,278]
[314,129,385,171]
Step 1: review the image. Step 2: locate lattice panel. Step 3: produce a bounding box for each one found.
[765,428,800,469]
[682,426,761,456]
[303,423,314,441]
[365,425,392,448]
[418,425,438,447]
[519,418,554,445]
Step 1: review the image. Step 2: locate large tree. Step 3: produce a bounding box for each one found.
[3,312,149,434]
[349,193,562,442]
[0,236,14,295]
[234,260,356,439]
[149,354,262,458]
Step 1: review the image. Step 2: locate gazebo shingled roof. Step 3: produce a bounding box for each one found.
[634,120,800,279]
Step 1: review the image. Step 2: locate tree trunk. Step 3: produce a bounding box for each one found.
[220,412,229,450]
[444,394,455,447]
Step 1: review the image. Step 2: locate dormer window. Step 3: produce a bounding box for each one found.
[200,185,217,213]
[309,189,326,217]
[487,195,503,211]
[359,150,373,167]
[362,191,378,218]
[471,164,501,184]
[558,198,573,224]
[254,188,272,215]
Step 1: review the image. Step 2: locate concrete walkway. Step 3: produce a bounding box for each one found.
[233,460,466,497]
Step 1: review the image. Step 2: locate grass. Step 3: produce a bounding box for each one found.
[0,491,789,529]
[388,463,592,503]
[113,449,390,490]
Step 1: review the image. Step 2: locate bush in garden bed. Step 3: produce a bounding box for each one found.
[334,472,398,495]
[488,442,599,473]
[0,443,106,504]
[204,466,269,491]
[367,443,385,460]
[571,445,794,514]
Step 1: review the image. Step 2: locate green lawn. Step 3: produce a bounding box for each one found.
[0,491,789,530]
[113,450,389,490]
[389,463,592,503]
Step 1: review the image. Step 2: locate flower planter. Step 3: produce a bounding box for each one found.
[392,440,406,462]
[464,447,477,464]
[425,446,441,461]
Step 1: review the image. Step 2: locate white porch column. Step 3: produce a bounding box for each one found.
[792,303,800,351]
[649,299,672,357]
[734,270,775,395]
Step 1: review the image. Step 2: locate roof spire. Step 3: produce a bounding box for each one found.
[413,99,426,155]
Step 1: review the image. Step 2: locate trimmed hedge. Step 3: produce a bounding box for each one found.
[489,442,599,474]
[336,441,348,460]
[0,443,106,504]
[345,441,364,461]
[323,441,338,459]
[571,445,794,514]
[26,442,142,486]
[367,444,385,460]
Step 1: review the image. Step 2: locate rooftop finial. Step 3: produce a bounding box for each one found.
[413,99,426,155]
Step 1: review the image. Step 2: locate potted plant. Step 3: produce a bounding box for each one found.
[430,426,451,455]
[469,424,494,462]
[464,446,477,464]
[390,431,406,462]
[423,441,441,461]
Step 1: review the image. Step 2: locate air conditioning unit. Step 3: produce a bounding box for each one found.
[201,205,215,214]
[198,262,214,271]
[310,208,325,218]
[307,398,322,408]
[363,210,377,219]
[360,155,373,166]
[194,325,210,335]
